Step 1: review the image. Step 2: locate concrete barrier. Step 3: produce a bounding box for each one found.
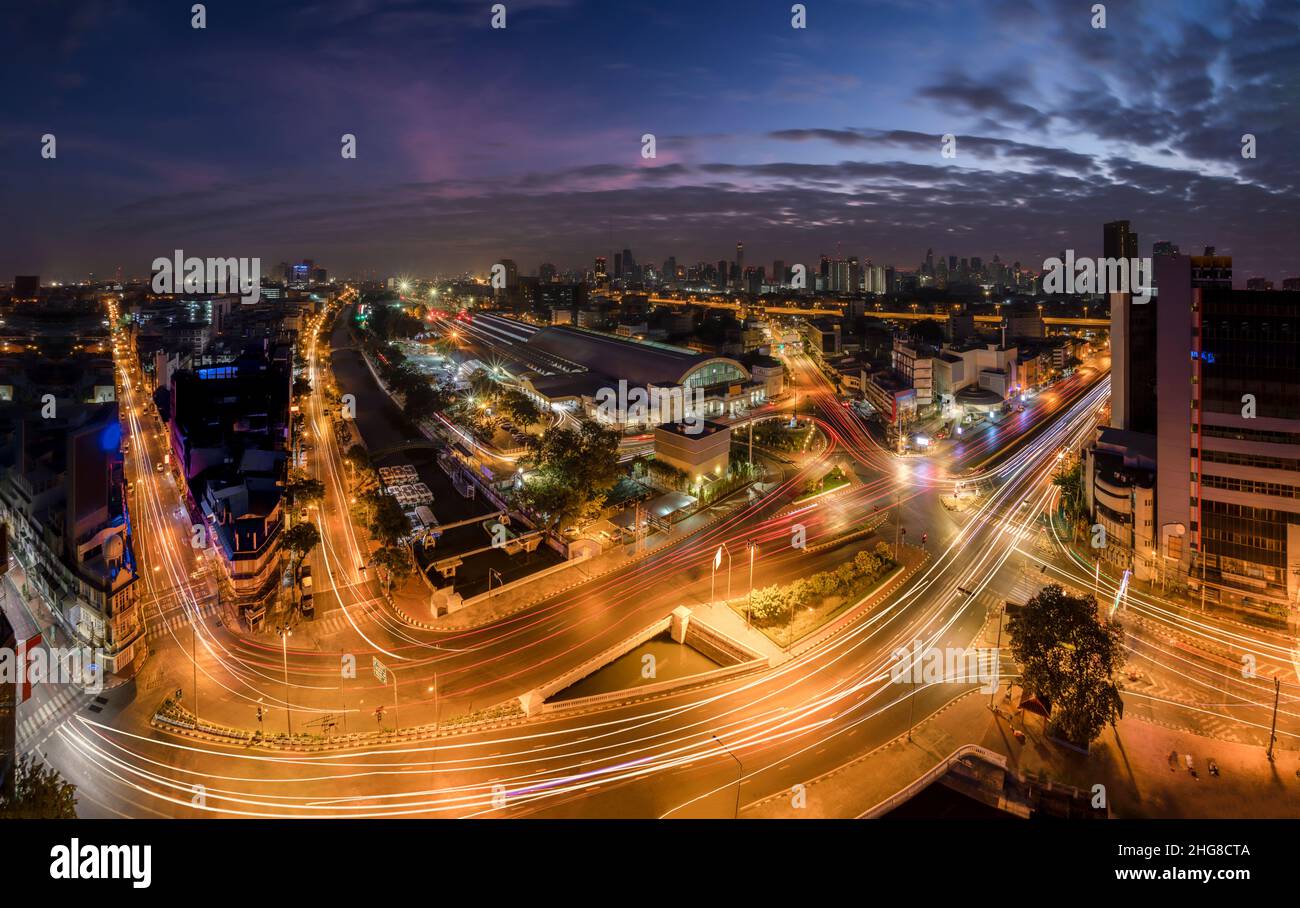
[858,744,1008,819]
[518,610,769,717]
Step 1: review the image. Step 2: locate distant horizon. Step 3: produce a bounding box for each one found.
[5,238,1280,290]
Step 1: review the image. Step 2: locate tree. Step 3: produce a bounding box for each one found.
[518,419,622,532]
[345,444,370,470]
[432,334,459,358]
[499,388,542,427]
[748,584,788,621]
[403,377,454,421]
[283,522,321,574]
[367,493,412,547]
[468,368,500,404]
[292,377,312,398]
[1052,459,1086,522]
[1007,584,1125,746]
[372,544,414,592]
[0,755,78,818]
[286,477,325,506]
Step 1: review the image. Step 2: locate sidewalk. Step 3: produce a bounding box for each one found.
[744,689,1300,819]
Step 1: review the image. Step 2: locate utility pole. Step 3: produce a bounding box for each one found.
[1267,676,1280,762]
[894,482,903,558]
[192,621,199,725]
[988,606,1003,710]
[712,734,742,819]
[340,649,348,734]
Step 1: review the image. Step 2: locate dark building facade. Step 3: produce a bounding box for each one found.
[1155,255,1300,611]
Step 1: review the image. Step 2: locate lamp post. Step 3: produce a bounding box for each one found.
[895,463,909,558]
[277,624,292,737]
[712,734,742,819]
[745,541,758,629]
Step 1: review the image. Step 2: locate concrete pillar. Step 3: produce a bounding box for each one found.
[670,606,692,643]
[518,689,544,717]
[430,587,462,617]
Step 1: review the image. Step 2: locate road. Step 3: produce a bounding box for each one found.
[19,303,1298,818]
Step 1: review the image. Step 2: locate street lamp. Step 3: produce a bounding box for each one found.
[745,541,758,628]
[895,462,910,558]
[277,625,293,737]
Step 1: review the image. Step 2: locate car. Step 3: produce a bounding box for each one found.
[299,507,308,521]
[299,593,314,617]
[155,462,165,473]
[127,481,135,494]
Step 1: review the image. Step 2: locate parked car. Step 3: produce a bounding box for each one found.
[299,593,314,617]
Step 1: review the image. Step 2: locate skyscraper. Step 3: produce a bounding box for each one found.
[1154,255,1299,609]
[1109,220,1156,433]
[1104,219,1139,260]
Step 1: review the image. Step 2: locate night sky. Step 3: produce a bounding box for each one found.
[2,0,1297,284]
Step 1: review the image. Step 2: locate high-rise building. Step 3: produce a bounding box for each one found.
[1109,220,1156,433]
[1103,220,1139,260]
[1153,255,1300,610]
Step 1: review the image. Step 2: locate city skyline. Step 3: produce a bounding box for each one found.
[2,0,1298,284]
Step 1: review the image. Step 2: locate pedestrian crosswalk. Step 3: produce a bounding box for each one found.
[306,600,383,635]
[17,685,95,750]
[146,600,225,639]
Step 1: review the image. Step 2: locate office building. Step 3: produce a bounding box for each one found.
[1154,255,1300,611]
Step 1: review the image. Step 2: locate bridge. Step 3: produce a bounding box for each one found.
[644,296,1108,328]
